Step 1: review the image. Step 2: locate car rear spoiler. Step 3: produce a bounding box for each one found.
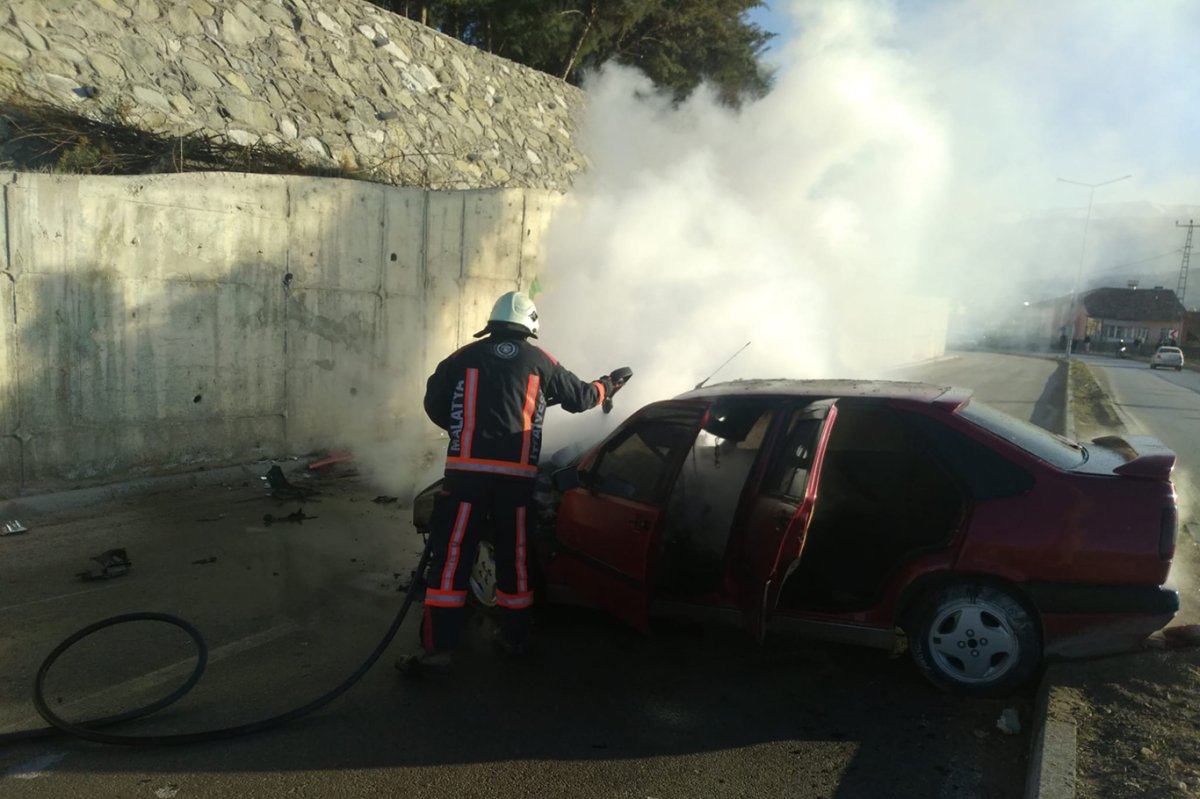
[1092,435,1177,480]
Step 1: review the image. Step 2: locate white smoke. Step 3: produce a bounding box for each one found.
[533,0,1200,449]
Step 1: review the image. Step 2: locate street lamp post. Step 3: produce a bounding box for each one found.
[1058,174,1132,358]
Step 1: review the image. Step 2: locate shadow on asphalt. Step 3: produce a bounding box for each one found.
[3,602,1031,798]
[1031,359,1067,435]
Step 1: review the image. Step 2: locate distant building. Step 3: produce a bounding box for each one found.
[1048,287,1186,349]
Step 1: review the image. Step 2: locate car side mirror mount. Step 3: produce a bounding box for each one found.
[553,466,583,491]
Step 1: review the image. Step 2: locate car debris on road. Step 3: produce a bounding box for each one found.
[1,519,29,536]
[996,708,1022,735]
[263,509,316,526]
[262,464,320,501]
[76,548,132,581]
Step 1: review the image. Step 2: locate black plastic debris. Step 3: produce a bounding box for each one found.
[263,509,316,526]
[372,495,399,504]
[1,520,29,536]
[77,549,132,581]
[262,464,320,501]
[191,557,218,565]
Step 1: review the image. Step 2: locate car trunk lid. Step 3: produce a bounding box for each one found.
[1069,434,1176,481]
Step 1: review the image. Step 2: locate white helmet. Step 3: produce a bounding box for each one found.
[474,290,539,338]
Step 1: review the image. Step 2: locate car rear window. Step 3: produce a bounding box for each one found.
[1158,347,1182,354]
[957,401,1087,470]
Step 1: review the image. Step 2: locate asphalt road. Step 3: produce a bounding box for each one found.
[1077,354,1200,532]
[1,352,1062,799]
[892,350,1064,432]
[1074,353,1200,628]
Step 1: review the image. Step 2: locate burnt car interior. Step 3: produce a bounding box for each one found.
[635,397,967,608]
[658,400,776,592]
[778,401,965,611]
[573,396,1010,614]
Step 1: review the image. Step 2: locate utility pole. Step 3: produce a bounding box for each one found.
[1177,220,1194,345]
[1057,174,1132,358]
[1177,220,1194,309]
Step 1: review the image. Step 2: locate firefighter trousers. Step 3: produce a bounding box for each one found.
[422,472,536,653]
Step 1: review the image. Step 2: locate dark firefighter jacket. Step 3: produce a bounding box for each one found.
[424,334,606,479]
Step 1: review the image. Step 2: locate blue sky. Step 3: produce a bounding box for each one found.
[747,1,793,52]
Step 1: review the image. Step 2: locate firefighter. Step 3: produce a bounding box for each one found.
[408,290,621,674]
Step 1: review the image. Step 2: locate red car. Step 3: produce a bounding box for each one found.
[414,380,1179,695]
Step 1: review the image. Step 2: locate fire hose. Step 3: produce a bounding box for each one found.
[0,545,431,747]
[0,368,633,747]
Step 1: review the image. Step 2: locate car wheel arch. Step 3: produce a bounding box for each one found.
[895,572,1044,642]
[897,573,1046,691]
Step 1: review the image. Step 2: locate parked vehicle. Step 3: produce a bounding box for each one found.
[412,380,1179,696]
[1150,346,1185,371]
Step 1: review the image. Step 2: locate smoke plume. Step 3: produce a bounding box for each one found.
[534,0,1200,450]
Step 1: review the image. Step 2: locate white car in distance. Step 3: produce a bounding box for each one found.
[1150,346,1185,371]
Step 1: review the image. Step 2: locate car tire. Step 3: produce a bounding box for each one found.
[907,582,1041,697]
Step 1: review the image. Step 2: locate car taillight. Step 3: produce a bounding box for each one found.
[1160,505,1178,560]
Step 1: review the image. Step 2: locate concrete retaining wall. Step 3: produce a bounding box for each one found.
[0,171,561,496]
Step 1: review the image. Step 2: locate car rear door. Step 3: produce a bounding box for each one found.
[553,403,707,632]
[735,399,837,641]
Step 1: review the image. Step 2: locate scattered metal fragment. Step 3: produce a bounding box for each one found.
[77,548,132,581]
[372,495,399,504]
[191,557,217,565]
[307,452,354,470]
[1,520,29,536]
[263,509,316,526]
[261,464,320,501]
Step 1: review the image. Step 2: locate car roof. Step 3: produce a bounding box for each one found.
[675,378,967,406]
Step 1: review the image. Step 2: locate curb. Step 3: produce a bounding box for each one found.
[1025,359,1079,799]
[1061,357,1074,440]
[1025,664,1078,799]
[0,458,311,519]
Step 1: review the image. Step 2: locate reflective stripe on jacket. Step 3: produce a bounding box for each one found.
[424,334,604,479]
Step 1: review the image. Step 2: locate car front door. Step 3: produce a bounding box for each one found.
[735,399,837,641]
[553,403,707,632]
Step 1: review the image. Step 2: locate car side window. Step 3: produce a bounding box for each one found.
[586,406,705,505]
[764,413,823,500]
[907,412,1034,499]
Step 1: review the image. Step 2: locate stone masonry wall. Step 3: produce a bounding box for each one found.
[0,0,588,190]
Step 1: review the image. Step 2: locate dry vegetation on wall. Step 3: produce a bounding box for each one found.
[0,99,363,181]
